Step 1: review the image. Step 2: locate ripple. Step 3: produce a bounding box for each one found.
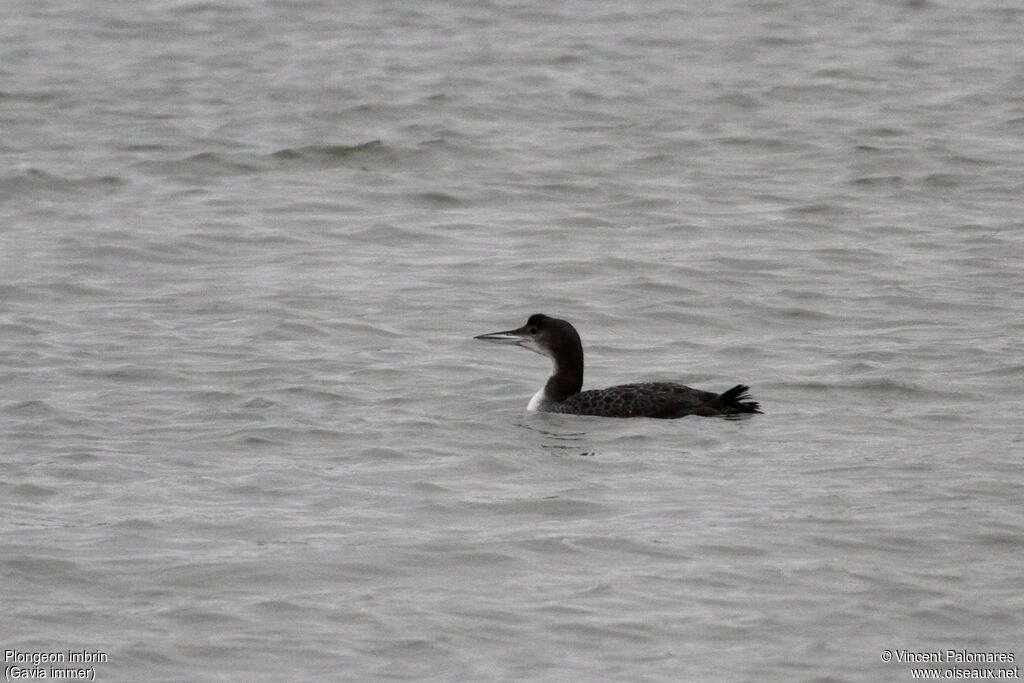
[9,483,58,499]
[271,140,383,162]
[0,169,122,200]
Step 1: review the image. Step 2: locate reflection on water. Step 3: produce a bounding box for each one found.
[515,420,596,457]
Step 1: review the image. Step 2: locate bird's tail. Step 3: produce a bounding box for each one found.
[720,384,762,414]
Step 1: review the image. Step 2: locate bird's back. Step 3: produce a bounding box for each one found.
[545,382,761,419]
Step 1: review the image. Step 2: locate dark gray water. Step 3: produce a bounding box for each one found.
[3,1,1023,680]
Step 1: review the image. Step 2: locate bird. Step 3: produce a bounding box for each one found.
[474,313,761,419]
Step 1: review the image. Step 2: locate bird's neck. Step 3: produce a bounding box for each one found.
[542,353,583,403]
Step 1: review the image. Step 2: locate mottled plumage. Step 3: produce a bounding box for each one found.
[474,314,762,419]
[547,382,759,419]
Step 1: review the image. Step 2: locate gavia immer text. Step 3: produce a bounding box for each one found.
[474,314,762,419]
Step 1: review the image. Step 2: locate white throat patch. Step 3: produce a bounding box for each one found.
[519,337,552,358]
[527,387,549,411]
[519,337,555,411]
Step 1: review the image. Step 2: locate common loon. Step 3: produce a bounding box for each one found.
[474,314,761,419]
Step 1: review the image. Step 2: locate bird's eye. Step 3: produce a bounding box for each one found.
[528,326,538,335]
